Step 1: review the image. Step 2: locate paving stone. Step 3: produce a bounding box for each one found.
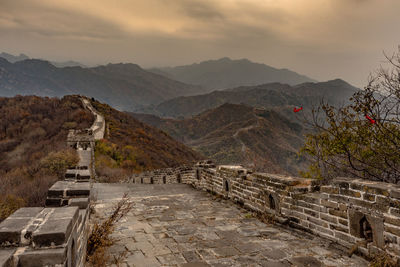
[156,253,187,265]
[234,242,264,254]
[69,198,89,209]
[180,262,210,267]
[0,248,15,267]
[182,250,201,262]
[212,246,239,257]
[290,256,323,267]
[17,248,67,267]
[91,184,369,266]
[260,249,287,260]
[258,259,292,267]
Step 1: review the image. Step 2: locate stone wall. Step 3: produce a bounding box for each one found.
[125,161,400,263]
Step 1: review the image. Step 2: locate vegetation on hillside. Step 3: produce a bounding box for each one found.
[0,95,94,221]
[301,50,400,183]
[132,103,307,175]
[90,99,202,182]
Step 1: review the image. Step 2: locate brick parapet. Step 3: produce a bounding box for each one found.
[124,162,400,263]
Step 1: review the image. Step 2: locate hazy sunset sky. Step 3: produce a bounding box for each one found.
[1,0,400,87]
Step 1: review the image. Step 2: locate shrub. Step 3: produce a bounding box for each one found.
[87,194,133,266]
[0,195,25,222]
[40,148,79,178]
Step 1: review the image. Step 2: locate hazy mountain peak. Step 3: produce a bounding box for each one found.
[149,57,315,90]
[0,52,30,63]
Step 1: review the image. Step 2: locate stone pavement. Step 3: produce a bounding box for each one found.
[92,184,368,267]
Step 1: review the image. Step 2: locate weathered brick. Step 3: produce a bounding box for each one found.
[334,181,350,189]
[385,216,400,227]
[329,195,349,203]
[320,213,338,224]
[350,182,363,191]
[363,193,376,202]
[321,199,338,209]
[348,198,374,209]
[307,217,328,228]
[363,185,390,197]
[338,203,347,211]
[330,224,349,233]
[340,188,361,198]
[321,186,339,194]
[334,231,355,243]
[304,209,319,218]
[338,218,349,226]
[328,209,348,219]
[385,225,400,236]
[390,189,400,199]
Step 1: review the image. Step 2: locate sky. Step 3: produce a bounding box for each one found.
[1,0,400,88]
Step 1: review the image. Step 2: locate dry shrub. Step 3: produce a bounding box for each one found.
[369,252,397,267]
[86,193,133,266]
[40,148,79,178]
[0,195,25,221]
[96,165,129,183]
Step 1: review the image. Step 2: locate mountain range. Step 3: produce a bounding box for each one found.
[0,58,202,110]
[138,79,359,118]
[149,57,315,90]
[131,103,307,175]
[0,52,86,68]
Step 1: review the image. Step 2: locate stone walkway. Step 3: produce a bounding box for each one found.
[92,184,368,267]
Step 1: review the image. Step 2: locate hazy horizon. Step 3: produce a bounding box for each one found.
[2,0,400,88]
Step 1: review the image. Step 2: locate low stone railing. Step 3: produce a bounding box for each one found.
[127,160,400,263]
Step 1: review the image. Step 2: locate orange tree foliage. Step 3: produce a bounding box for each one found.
[90,99,202,180]
[0,95,94,221]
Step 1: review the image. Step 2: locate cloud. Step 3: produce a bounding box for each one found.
[0,0,399,87]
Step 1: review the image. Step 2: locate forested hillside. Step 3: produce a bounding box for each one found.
[132,103,307,175]
[90,99,202,182]
[0,95,94,221]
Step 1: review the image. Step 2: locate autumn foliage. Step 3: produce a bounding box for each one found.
[0,95,94,221]
[90,99,202,181]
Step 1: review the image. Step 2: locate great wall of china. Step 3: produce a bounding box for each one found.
[1,98,400,266]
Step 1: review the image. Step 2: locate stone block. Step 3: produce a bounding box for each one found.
[328,209,348,219]
[363,183,390,197]
[66,183,90,197]
[32,207,78,247]
[363,193,376,202]
[329,224,349,233]
[69,198,89,209]
[329,194,349,203]
[320,213,338,224]
[47,181,70,197]
[348,198,374,209]
[385,225,400,236]
[17,247,67,267]
[65,169,77,179]
[334,231,355,244]
[45,198,62,207]
[390,189,400,199]
[10,208,43,218]
[385,216,400,227]
[307,217,328,228]
[321,199,338,209]
[32,219,73,247]
[0,208,43,245]
[339,188,361,198]
[76,169,91,180]
[0,248,15,267]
